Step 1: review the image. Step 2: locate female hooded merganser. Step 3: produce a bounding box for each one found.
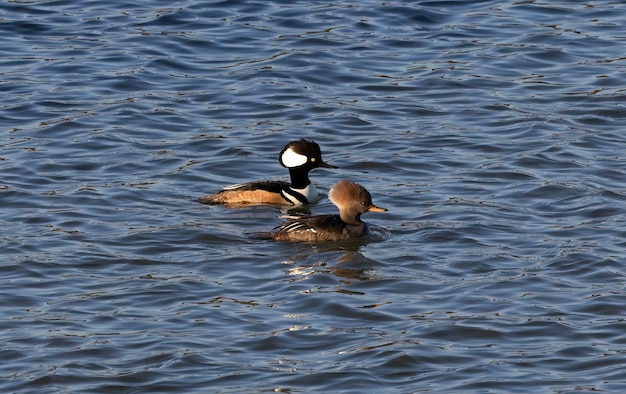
[199,139,337,206]
[262,180,387,242]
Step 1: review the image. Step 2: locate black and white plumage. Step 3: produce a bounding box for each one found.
[199,139,336,206]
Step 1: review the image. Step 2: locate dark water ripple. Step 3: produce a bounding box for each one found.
[2,0,626,392]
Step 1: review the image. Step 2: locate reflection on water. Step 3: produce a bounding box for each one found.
[283,248,386,283]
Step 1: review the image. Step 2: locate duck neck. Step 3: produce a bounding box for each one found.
[288,167,311,189]
[340,211,361,226]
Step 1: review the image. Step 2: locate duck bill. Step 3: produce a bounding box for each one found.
[368,205,388,212]
[319,161,338,169]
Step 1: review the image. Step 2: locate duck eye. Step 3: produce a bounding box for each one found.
[310,157,316,162]
[360,201,366,205]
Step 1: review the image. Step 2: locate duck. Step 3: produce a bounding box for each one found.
[262,180,387,242]
[199,139,337,206]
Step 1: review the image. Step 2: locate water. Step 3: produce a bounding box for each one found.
[2,0,626,392]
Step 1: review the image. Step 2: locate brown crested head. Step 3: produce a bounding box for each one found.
[328,180,387,221]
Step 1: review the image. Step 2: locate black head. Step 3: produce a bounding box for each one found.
[279,139,337,169]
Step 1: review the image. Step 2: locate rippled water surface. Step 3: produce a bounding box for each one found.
[2,1,626,392]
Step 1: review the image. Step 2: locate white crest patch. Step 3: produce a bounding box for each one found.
[281,147,308,168]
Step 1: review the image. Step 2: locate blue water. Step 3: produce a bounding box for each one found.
[2,1,626,392]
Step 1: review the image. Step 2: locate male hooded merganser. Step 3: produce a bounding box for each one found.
[262,180,388,242]
[199,139,337,206]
